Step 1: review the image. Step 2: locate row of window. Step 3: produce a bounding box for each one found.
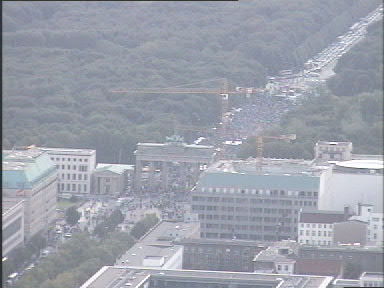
[202,223,294,233]
[58,183,88,192]
[299,239,332,245]
[299,230,332,237]
[51,157,88,162]
[199,188,318,197]
[300,223,333,229]
[56,164,89,171]
[60,173,88,181]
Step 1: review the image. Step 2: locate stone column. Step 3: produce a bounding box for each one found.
[161,161,169,192]
[148,161,156,192]
[134,159,142,194]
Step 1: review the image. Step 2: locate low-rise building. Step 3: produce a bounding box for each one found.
[3,148,57,240]
[80,266,333,288]
[350,203,383,246]
[178,238,266,272]
[93,163,134,196]
[333,219,368,245]
[2,199,25,256]
[39,147,96,195]
[314,141,353,162]
[297,245,383,275]
[359,272,384,287]
[115,221,200,270]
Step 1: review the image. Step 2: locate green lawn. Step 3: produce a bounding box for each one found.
[56,199,82,210]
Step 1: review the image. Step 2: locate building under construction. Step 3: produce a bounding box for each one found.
[134,135,216,194]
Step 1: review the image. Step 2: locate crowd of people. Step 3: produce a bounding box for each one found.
[228,96,296,138]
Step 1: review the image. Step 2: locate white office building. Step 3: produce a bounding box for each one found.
[318,159,383,213]
[39,147,96,195]
[298,210,347,246]
[350,204,383,246]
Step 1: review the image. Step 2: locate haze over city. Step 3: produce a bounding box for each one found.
[2,1,383,288]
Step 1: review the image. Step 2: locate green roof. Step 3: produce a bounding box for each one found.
[197,172,320,191]
[3,150,57,189]
[95,163,134,175]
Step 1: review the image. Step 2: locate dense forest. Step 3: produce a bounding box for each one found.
[2,0,382,163]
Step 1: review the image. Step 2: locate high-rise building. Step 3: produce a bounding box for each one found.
[2,148,57,240]
[191,159,330,241]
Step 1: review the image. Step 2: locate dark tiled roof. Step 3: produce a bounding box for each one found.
[294,258,343,276]
[299,212,346,224]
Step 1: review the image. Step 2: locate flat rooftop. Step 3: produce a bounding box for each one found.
[335,159,384,170]
[3,149,45,162]
[80,267,333,288]
[206,159,326,176]
[38,147,95,155]
[116,221,199,268]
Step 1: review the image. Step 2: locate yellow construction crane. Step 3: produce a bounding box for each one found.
[111,78,255,137]
[254,134,296,170]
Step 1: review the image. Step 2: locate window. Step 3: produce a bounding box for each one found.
[67,184,70,190]
[84,184,87,192]
[300,230,303,236]
[72,174,76,180]
[284,265,288,271]
[51,157,54,160]
[79,165,88,172]
[78,184,82,192]
[72,184,76,191]
[306,230,310,236]
[84,175,88,180]
[78,174,82,180]
[67,174,70,180]
[372,218,380,222]
[328,231,332,237]
[318,224,322,228]
[318,231,321,236]
[56,157,60,161]
[74,158,77,162]
[277,265,282,270]
[67,165,70,170]
[84,159,88,162]
[312,231,316,236]
[79,159,82,162]
[73,165,76,170]
[61,165,65,169]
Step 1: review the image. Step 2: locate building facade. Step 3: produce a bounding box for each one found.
[297,245,383,274]
[93,163,134,196]
[314,141,353,162]
[39,147,96,195]
[2,199,25,256]
[350,204,383,246]
[192,159,329,241]
[3,148,57,240]
[333,220,368,245]
[178,238,266,272]
[298,209,350,246]
[318,159,383,213]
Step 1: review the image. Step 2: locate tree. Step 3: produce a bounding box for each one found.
[65,207,81,226]
[343,262,362,279]
[130,214,159,239]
